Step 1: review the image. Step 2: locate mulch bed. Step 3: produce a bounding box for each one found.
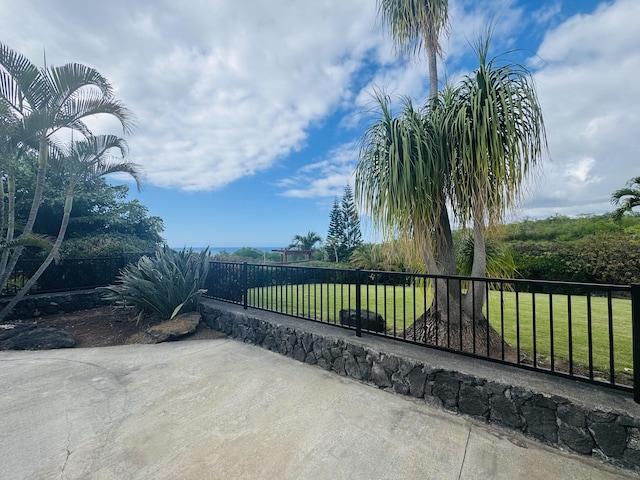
[5,306,225,348]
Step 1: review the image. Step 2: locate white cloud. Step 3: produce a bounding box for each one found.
[0,0,381,191]
[277,142,359,198]
[564,157,601,185]
[524,0,640,218]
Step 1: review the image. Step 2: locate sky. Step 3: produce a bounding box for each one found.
[1,0,638,248]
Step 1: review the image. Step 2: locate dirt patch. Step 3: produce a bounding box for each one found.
[6,306,225,348]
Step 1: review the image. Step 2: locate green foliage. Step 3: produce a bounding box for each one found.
[326,185,362,263]
[325,197,346,262]
[454,231,517,279]
[349,244,388,270]
[611,176,640,222]
[60,233,158,258]
[14,169,165,258]
[342,184,362,256]
[101,247,210,320]
[349,243,413,272]
[500,215,640,284]
[288,231,322,251]
[499,214,632,243]
[0,42,137,320]
[231,247,265,260]
[211,248,282,263]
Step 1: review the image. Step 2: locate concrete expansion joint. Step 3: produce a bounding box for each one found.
[60,403,72,479]
[457,427,472,480]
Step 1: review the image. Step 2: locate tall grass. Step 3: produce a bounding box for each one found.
[248,283,632,380]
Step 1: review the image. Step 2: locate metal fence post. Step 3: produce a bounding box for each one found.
[242,262,248,310]
[355,268,362,337]
[632,284,640,403]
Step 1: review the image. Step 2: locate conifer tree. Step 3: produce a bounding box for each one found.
[325,197,346,262]
[342,183,362,257]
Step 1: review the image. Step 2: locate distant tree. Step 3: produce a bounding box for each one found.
[350,244,389,271]
[289,231,322,251]
[611,176,640,222]
[325,197,346,262]
[231,247,264,259]
[342,184,362,257]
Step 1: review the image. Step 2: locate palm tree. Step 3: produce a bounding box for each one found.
[377,0,450,98]
[289,231,322,251]
[356,34,546,357]
[448,32,546,320]
[0,43,134,298]
[1,102,56,283]
[0,134,142,320]
[611,176,640,222]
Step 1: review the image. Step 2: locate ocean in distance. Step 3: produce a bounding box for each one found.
[173,246,283,256]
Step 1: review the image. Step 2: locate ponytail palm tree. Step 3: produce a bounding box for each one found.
[0,135,142,320]
[377,0,450,98]
[356,35,546,357]
[449,34,546,319]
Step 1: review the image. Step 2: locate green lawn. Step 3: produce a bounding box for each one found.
[248,283,632,381]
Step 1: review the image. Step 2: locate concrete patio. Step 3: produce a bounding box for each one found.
[0,339,633,479]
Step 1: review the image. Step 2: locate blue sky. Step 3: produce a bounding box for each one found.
[1,0,638,248]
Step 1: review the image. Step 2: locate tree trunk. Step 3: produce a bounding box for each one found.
[463,205,487,319]
[0,136,49,290]
[0,173,14,279]
[405,304,518,362]
[0,193,72,322]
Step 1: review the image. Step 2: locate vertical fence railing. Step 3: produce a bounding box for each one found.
[632,284,640,403]
[1,253,152,297]
[205,261,637,400]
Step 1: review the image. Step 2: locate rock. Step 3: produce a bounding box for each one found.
[128,312,200,344]
[339,309,385,333]
[490,395,522,428]
[589,422,627,458]
[0,323,37,342]
[522,405,557,443]
[432,372,460,410]
[458,384,489,418]
[371,363,392,388]
[559,423,595,454]
[1,327,75,350]
[407,366,428,398]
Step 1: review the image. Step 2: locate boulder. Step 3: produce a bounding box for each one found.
[0,327,75,350]
[0,323,37,342]
[339,309,385,333]
[128,312,200,344]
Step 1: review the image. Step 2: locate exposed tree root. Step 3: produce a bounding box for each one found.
[404,308,520,362]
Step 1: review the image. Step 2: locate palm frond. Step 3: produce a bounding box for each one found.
[611,177,640,222]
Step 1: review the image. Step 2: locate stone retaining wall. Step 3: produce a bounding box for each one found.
[0,289,107,320]
[202,301,640,474]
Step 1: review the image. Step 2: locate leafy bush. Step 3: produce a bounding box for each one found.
[101,246,210,320]
[60,233,161,258]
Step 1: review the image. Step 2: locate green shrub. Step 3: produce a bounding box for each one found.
[101,246,210,320]
[60,233,161,258]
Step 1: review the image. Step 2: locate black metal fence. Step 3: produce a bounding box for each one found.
[1,253,150,297]
[205,261,639,400]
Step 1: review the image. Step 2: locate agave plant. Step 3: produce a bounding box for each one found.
[101,246,210,321]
